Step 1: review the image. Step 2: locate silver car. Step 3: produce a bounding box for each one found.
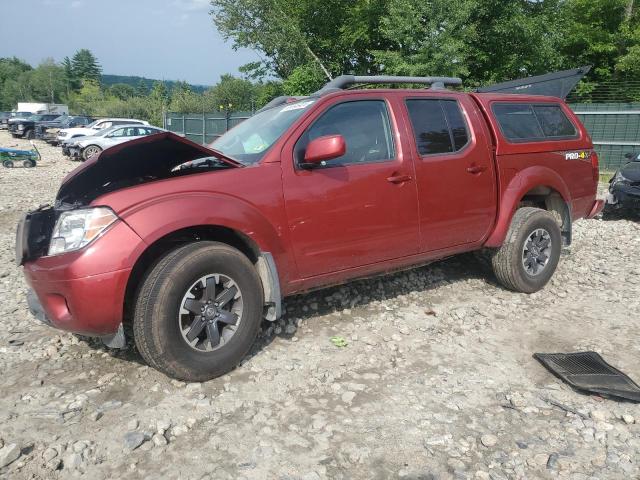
[71,125,165,160]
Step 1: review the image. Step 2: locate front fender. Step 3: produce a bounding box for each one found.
[120,192,291,284]
[484,166,570,248]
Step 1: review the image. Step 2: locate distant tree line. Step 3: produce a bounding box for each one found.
[0,49,284,126]
[211,0,640,101]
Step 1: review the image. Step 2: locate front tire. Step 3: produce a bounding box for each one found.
[133,242,264,381]
[491,207,561,293]
[25,129,35,139]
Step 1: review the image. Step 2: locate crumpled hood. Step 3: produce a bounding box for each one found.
[620,161,640,183]
[56,132,241,206]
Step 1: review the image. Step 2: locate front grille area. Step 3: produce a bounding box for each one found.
[16,206,56,265]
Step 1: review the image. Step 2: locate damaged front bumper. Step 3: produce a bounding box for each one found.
[17,209,145,338]
[606,184,640,209]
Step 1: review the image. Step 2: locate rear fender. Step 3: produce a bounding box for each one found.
[485,166,571,248]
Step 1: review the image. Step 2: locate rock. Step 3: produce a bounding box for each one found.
[127,418,139,430]
[0,444,21,468]
[156,418,172,434]
[123,431,146,451]
[621,414,635,424]
[341,391,356,404]
[42,447,58,462]
[72,441,88,453]
[173,425,189,437]
[480,434,498,447]
[64,452,83,470]
[152,433,168,447]
[87,409,102,422]
[590,409,609,422]
[546,453,559,469]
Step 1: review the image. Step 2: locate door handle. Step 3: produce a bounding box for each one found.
[466,165,487,174]
[387,174,412,184]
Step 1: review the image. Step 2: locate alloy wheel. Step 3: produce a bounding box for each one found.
[178,274,243,352]
[522,228,552,276]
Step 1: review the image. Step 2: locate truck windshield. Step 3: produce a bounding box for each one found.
[210,99,315,165]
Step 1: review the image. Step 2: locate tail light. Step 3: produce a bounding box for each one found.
[591,150,599,183]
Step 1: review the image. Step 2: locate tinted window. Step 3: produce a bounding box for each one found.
[493,104,544,141]
[533,105,576,137]
[493,103,577,141]
[441,100,469,150]
[405,99,469,155]
[297,100,394,166]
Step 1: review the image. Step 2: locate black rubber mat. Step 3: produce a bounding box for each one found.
[534,351,640,402]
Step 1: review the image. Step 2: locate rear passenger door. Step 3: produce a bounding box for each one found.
[403,95,496,252]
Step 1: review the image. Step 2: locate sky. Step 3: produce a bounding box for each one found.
[0,0,260,86]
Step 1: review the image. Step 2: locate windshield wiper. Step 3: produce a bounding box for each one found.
[206,147,246,166]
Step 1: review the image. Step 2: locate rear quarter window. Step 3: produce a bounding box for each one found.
[492,103,577,142]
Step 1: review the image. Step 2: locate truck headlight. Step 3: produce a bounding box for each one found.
[48,207,118,256]
[18,124,24,131]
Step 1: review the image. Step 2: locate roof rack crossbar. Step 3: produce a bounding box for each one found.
[316,75,462,94]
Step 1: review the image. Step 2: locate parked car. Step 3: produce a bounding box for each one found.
[17,75,603,381]
[37,116,94,144]
[606,151,640,210]
[8,113,63,139]
[0,112,11,129]
[2,111,33,130]
[57,118,150,153]
[68,125,165,160]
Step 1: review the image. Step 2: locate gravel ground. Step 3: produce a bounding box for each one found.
[0,130,639,480]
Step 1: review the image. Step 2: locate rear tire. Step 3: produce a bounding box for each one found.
[133,242,263,381]
[491,207,561,293]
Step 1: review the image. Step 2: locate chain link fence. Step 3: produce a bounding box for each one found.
[569,103,640,173]
[163,111,252,145]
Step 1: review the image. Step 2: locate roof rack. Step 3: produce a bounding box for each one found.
[315,75,463,95]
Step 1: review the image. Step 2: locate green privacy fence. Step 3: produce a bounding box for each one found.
[569,103,640,172]
[165,103,639,171]
[163,111,252,144]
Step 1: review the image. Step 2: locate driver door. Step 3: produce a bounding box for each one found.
[281,97,420,278]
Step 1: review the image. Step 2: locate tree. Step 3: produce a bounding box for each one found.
[0,57,32,109]
[210,0,391,79]
[376,0,565,86]
[206,74,256,111]
[71,49,102,83]
[30,59,66,104]
[109,83,136,100]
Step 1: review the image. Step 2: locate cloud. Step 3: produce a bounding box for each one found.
[172,0,210,11]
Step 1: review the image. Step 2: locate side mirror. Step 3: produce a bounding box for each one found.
[303,135,346,166]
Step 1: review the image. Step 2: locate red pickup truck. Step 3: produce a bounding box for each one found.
[17,75,603,381]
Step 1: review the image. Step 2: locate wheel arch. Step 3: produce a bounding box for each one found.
[122,224,283,330]
[485,166,572,248]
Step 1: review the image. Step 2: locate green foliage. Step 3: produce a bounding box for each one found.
[211,0,639,97]
[71,49,102,83]
[282,64,326,96]
[109,83,136,100]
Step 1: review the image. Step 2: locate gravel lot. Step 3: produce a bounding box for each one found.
[0,130,639,480]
